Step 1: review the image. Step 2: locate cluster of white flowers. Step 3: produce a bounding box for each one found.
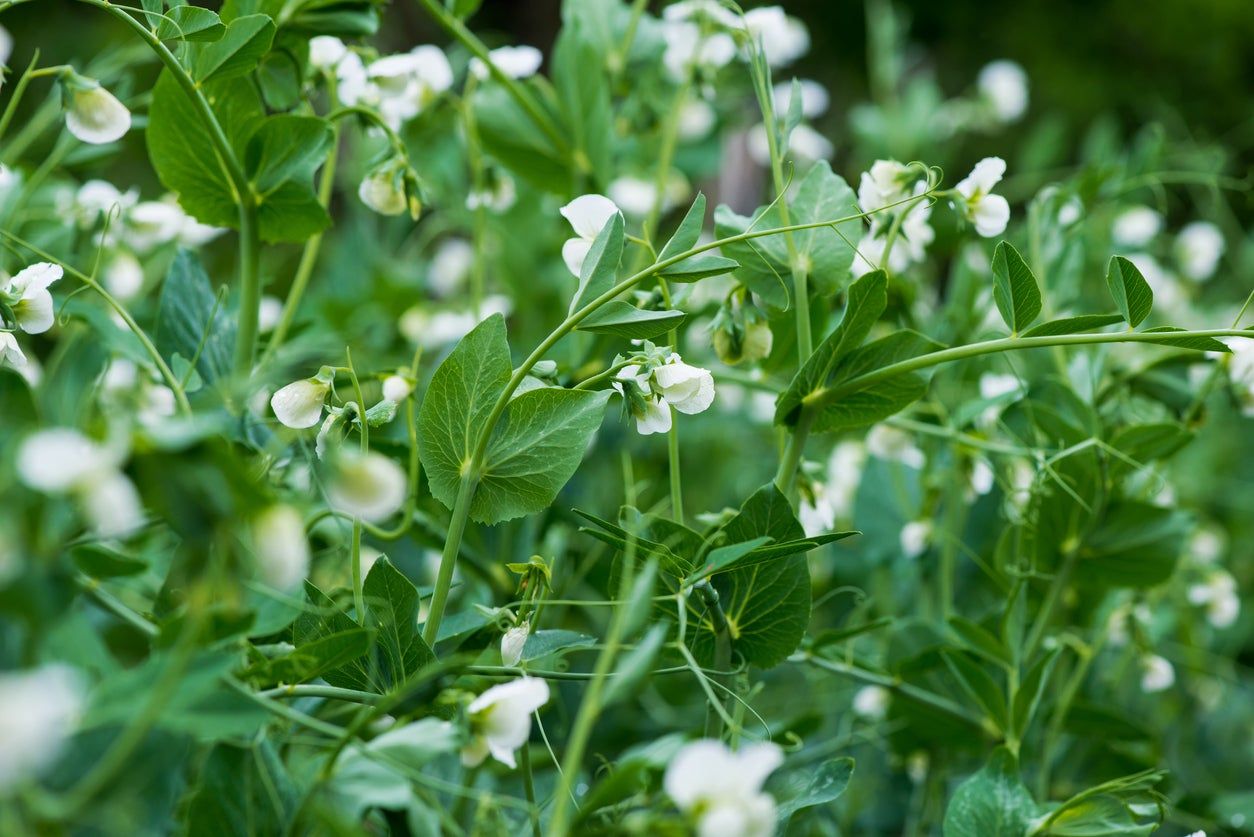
[16,428,144,539]
[614,351,715,436]
[1,262,62,368]
[460,676,550,768]
[399,293,512,349]
[311,36,454,131]
[0,664,86,792]
[661,3,807,77]
[1187,569,1240,629]
[853,159,934,276]
[799,440,866,536]
[664,738,784,837]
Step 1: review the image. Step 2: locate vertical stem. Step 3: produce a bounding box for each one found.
[519,744,542,837]
[234,201,262,376]
[351,520,365,623]
[422,474,476,646]
[667,408,683,522]
[773,407,812,500]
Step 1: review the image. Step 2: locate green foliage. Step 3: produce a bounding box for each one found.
[991,241,1042,333]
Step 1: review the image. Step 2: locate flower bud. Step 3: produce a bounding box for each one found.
[270,368,333,429]
[60,71,131,145]
[500,622,529,667]
[381,374,412,402]
[327,450,407,522]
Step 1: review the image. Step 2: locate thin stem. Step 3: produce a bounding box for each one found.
[258,684,382,705]
[0,51,41,144]
[667,409,684,522]
[519,744,542,837]
[422,473,476,646]
[773,407,812,499]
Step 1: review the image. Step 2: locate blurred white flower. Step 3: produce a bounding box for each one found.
[335,52,379,107]
[466,172,517,213]
[1188,527,1225,565]
[743,6,809,67]
[252,504,310,590]
[368,46,453,128]
[1105,600,1150,647]
[0,664,86,792]
[428,238,473,297]
[1112,206,1162,248]
[608,176,661,218]
[1225,337,1254,417]
[61,74,131,144]
[461,677,550,768]
[677,99,717,140]
[662,22,737,79]
[799,482,836,537]
[0,24,10,71]
[327,450,407,522]
[1057,197,1083,227]
[664,739,783,837]
[747,122,832,165]
[103,251,144,301]
[500,622,529,667]
[359,160,416,218]
[271,370,333,429]
[1139,654,1175,693]
[308,36,348,72]
[258,295,284,334]
[3,262,62,334]
[399,295,511,349]
[559,194,621,276]
[1188,570,1239,629]
[866,424,924,469]
[977,60,1029,122]
[852,685,890,720]
[772,79,829,119]
[74,179,137,228]
[0,332,26,368]
[824,440,866,519]
[125,198,187,252]
[969,458,996,496]
[900,519,933,558]
[382,374,412,402]
[953,157,1010,237]
[1175,221,1224,282]
[17,429,142,539]
[470,45,543,80]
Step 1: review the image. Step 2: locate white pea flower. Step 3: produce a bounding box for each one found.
[858,159,912,215]
[900,519,933,558]
[461,677,550,768]
[0,665,86,792]
[824,440,866,520]
[743,6,810,67]
[500,622,530,667]
[271,368,333,429]
[1188,570,1239,629]
[969,458,996,496]
[470,45,543,80]
[1175,221,1224,281]
[852,685,890,720]
[662,22,737,79]
[1057,197,1083,227]
[252,504,310,590]
[607,176,661,218]
[662,0,741,28]
[258,295,284,334]
[1139,654,1175,693]
[635,397,673,436]
[103,251,144,301]
[358,164,410,217]
[559,194,621,277]
[772,79,829,119]
[60,73,131,145]
[0,332,26,368]
[428,238,473,297]
[953,157,1010,237]
[327,450,407,522]
[977,60,1029,122]
[799,482,837,537]
[652,354,715,415]
[1111,206,1162,248]
[3,262,62,335]
[17,429,142,539]
[125,198,187,252]
[664,739,783,837]
[466,172,517,213]
[677,99,717,140]
[0,24,10,71]
[866,424,925,469]
[74,179,137,227]
[368,46,453,128]
[335,52,379,107]
[382,374,412,402]
[308,36,348,72]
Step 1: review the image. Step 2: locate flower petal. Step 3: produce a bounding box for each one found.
[559,194,619,240]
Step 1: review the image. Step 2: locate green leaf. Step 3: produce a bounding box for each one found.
[292,581,375,691]
[941,650,1007,732]
[687,536,773,582]
[620,557,658,638]
[155,6,225,41]
[520,629,596,661]
[148,71,264,230]
[472,84,568,194]
[475,386,610,523]
[1140,326,1232,352]
[551,21,612,183]
[1021,314,1124,338]
[362,557,435,690]
[772,757,854,827]
[577,301,686,340]
[245,114,332,193]
[419,316,610,524]
[1012,647,1061,741]
[991,241,1042,333]
[258,627,374,683]
[183,741,299,836]
[808,330,944,433]
[948,617,1014,670]
[1105,256,1153,327]
[156,249,235,386]
[656,254,739,283]
[776,269,887,426]
[943,747,1038,837]
[193,14,276,82]
[570,212,624,315]
[1077,501,1188,588]
[657,193,706,262]
[72,544,147,578]
[601,623,667,708]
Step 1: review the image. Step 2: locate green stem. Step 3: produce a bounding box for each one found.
[773,407,812,499]
[519,744,542,837]
[667,408,683,522]
[258,683,382,705]
[0,51,41,144]
[422,473,476,646]
[797,653,987,729]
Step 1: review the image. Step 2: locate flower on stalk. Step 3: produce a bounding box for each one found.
[469,45,543,81]
[16,428,143,539]
[976,60,1029,122]
[0,331,26,368]
[271,367,334,429]
[664,739,783,837]
[326,450,407,522]
[359,158,421,219]
[652,354,716,415]
[953,157,1010,237]
[559,194,621,277]
[2,262,62,335]
[852,161,934,276]
[500,622,530,667]
[59,71,131,145]
[461,677,550,768]
[0,664,85,792]
[251,504,310,591]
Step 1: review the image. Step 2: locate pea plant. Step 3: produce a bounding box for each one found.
[0,0,1249,834]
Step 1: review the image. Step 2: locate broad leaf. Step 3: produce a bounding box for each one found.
[155,6,225,42]
[1105,256,1153,327]
[520,630,596,661]
[657,193,706,262]
[569,212,624,315]
[1077,501,1188,588]
[942,650,1008,732]
[772,757,855,826]
[991,241,1042,333]
[156,249,236,386]
[193,14,275,82]
[245,114,333,193]
[1140,326,1232,352]
[943,747,1038,837]
[362,557,435,690]
[809,330,944,433]
[656,253,739,283]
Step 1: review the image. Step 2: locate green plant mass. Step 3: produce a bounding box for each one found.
[0,0,1251,835]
